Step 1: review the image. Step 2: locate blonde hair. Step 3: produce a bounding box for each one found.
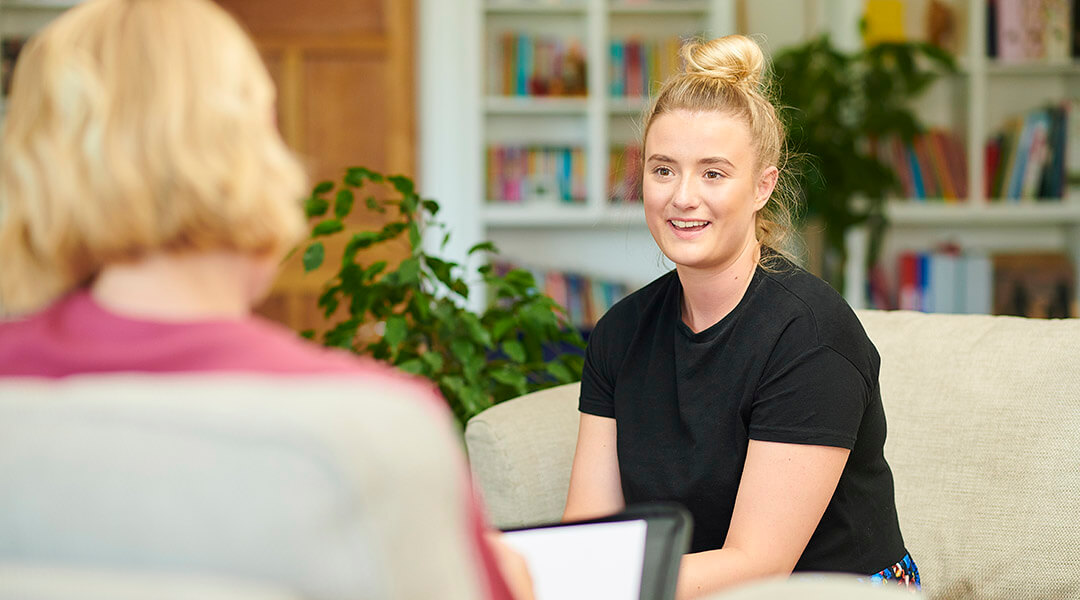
[0,0,307,317]
[643,34,799,266]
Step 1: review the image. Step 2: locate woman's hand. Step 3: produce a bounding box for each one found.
[486,531,536,600]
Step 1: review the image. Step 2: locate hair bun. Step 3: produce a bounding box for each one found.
[681,34,765,89]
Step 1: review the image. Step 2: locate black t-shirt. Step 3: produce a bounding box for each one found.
[579,256,907,575]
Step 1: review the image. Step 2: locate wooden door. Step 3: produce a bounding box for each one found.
[215,0,415,333]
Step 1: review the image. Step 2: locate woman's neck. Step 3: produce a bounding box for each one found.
[91,251,272,321]
[677,242,761,334]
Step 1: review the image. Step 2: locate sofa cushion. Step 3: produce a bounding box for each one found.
[857,310,1080,599]
[466,311,1080,599]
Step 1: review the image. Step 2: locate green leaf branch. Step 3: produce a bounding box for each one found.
[298,167,585,424]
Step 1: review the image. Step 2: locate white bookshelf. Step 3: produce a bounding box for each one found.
[847,0,1080,311]
[420,0,1080,316]
[420,0,736,312]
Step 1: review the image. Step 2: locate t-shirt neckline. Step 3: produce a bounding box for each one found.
[674,265,764,343]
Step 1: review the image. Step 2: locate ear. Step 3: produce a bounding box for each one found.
[753,165,779,211]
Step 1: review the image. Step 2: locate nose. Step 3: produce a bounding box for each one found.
[670,175,700,211]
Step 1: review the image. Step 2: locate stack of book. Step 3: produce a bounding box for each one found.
[609,143,642,202]
[870,250,1076,318]
[884,251,994,314]
[491,33,587,97]
[984,102,1080,201]
[608,36,682,98]
[487,145,587,204]
[986,0,1072,63]
[870,129,968,201]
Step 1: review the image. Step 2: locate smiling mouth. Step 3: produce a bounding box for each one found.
[669,219,709,232]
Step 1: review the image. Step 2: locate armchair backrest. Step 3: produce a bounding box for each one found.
[0,374,485,600]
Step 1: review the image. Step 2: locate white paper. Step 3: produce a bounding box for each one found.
[502,519,648,600]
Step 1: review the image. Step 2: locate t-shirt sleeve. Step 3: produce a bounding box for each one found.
[749,344,870,450]
[578,317,617,418]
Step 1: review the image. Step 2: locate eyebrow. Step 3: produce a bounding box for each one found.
[646,154,736,170]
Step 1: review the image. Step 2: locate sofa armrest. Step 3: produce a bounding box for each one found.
[465,383,581,529]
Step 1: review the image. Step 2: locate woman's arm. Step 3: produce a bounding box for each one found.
[562,413,625,522]
[675,439,850,600]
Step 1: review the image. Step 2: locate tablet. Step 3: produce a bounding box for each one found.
[501,503,692,600]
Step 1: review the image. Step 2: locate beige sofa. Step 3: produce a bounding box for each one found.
[0,374,486,600]
[465,310,1080,599]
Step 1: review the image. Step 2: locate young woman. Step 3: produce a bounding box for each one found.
[0,1,531,598]
[562,35,916,599]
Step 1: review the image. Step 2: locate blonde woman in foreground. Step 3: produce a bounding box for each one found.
[0,0,531,598]
[562,35,918,599]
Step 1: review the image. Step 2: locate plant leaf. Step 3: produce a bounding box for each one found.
[345,167,383,186]
[334,189,355,219]
[546,360,574,382]
[380,222,407,240]
[304,196,330,218]
[425,256,456,288]
[408,222,422,250]
[363,261,388,281]
[398,358,424,375]
[463,313,493,349]
[343,231,380,265]
[388,174,415,196]
[450,279,469,298]
[491,367,528,396]
[397,257,421,285]
[323,318,360,350]
[312,219,344,237]
[468,241,498,255]
[384,314,408,348]
[313,181,334,194]
[501,339,526,363]
[492,317,516,341]
[302,242,325,272]
[450,337,476,365]
[421,351,444,373]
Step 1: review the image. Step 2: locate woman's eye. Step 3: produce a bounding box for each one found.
[654,166,673,177]
[704,170,725,179]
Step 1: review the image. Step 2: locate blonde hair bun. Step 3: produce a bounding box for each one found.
[681,34,766,90]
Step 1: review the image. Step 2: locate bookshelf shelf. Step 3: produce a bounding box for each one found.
[887,201,1080,226]
[984,61,1080,76]
[608,1,709,15]
[483,203,593,227]
[484,96,589,114]
[483,202,647,227]
[484,2,587,15]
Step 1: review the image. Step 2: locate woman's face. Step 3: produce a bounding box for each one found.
[642,109,777,274]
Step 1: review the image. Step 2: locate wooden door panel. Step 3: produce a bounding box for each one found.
[218,0,384,36]
[214,0,415,333]
[303,55,390,182]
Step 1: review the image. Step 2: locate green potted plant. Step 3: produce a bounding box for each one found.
[772,35,956,292]
[297,167,585,424]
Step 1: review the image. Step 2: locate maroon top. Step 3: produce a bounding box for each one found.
[0,289,512,600]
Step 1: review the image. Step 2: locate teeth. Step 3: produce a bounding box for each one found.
[671,220,708,229]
